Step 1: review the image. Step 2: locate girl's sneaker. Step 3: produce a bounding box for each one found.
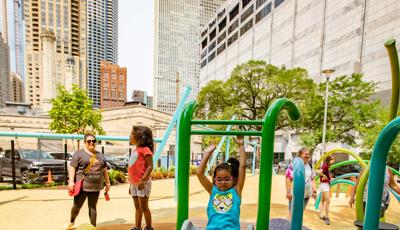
[130,227,141,230]
[144,227,154,230]
[319,216,326,221]
[324,218,330,225]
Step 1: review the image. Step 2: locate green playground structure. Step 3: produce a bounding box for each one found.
[175,98,307,230]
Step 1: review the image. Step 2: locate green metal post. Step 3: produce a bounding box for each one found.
[364,117,400,229]
[176,101,197,230]
[257,98,300,230]
[384,39,400,121]
[291,157,305,230]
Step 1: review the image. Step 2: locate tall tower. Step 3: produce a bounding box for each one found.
[23,0,86,110]
[0,0,25,93]
[0,32,10,107]
[87,0,118,108]
[40,31,56,113]
[153,0,224,113]
[65,56,75,91]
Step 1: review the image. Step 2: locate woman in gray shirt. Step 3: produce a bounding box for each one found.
[64,133,111,229]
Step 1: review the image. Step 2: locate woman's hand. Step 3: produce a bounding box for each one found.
[286,190,292,200]
[312,191,317,199]
[68,182,74,193]
[105,183,110,192]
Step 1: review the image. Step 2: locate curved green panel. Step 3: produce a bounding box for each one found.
[314,179,356,209]
[384,39,400,121]
[176,100,197,230]
[314,148,366,169]
[363,117,400,230]
[257,98,300,230]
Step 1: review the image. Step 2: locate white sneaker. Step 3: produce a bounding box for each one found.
[62,222,76,230]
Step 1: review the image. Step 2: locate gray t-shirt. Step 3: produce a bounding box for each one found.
[70,149,107,192]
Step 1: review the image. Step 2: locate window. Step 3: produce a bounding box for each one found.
[218,17,227,31]
[202,38,208,49]
[275,0,285,8]
[119,74,124,81]
[217,43,226,55]
[241,4,254,22]
[256,0,267,8]
[208,41,216,52]
[228,19,239,34]
[208,52,216,62]
[228,32,239,46]
[103,89,109,98]
[229,4,239,21]
[209,29,216,41]
[201,50,208,59]
[256,3,271,23]
[201,59,207,68]
[111,90,116,98]
[240,20,253,36]
[242,0,252,8]
[217,31,227,44]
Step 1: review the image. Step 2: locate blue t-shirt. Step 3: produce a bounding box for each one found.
[206,185,241,230]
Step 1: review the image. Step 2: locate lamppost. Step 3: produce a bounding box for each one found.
[321,69,335,158]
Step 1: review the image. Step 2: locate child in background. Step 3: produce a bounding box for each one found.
[317,155,335,225]
[128,126,154,230]
[194,136,246,230]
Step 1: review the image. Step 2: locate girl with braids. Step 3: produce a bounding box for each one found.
[128,126,154,230]
[193,136,246,230]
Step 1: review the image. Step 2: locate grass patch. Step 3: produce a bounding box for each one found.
[0,185,15,191]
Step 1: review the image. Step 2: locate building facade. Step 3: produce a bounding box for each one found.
[0,32,10,107]
[200,0,400,99]
[153,0,224,113]
[87,0,118,108]
[131,89,153,108]
[9,72,23,102]
[1,0,25,80]
[22,0,86,109]
[100,61,127,109]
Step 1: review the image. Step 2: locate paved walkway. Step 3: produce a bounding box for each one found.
[0,175,399,229]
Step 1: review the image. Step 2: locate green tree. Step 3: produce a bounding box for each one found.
[359,107,400,163]
[299,74,380,152]
[196,60,316,130]
[49,85,105,135]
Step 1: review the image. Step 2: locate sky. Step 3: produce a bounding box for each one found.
[118,0,154,99]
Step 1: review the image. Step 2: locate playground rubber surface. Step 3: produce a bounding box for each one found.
[0,175,399,229]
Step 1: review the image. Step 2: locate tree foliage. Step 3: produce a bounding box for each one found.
[359,107,400,163]
[299,74,380,152]
[49,85,105,135]
[196,60,316,130]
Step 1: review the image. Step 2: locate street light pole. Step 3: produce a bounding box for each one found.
[321,69,335,158]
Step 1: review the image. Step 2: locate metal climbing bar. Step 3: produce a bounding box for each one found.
[257,98,300,230]
[364,117,400,229]
[191,130,262,136]
[191,120,264,125]
[291,157,305,230]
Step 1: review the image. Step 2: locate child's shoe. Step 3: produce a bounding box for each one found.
[144,227,154,230]
[62,222,76,230]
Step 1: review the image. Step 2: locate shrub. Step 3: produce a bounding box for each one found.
[108,169,127,185]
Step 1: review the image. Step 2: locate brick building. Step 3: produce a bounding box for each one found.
[100,61,127,109]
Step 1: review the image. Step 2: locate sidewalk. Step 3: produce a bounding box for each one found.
[0,175,399,229]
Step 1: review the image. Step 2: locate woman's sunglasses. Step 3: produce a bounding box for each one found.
[86,139,96,144]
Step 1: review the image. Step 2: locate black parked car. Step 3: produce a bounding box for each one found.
[331,164,362,178]
[104,154,128,173]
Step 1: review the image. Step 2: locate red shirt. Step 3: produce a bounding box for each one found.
[128,146,153,184]
[320,162,331,183]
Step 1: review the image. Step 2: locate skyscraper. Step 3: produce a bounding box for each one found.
[153,0,224,113]
[87,0,118,108]
[0,0,25,92]
[23,0,86,109]
[0,32,10,107]
[9,72,23,103]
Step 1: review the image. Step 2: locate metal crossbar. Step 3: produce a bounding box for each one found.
[191,120,264,125]
[190,130,262,136]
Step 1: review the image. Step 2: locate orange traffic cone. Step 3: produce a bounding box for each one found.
[47,170,53,183]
